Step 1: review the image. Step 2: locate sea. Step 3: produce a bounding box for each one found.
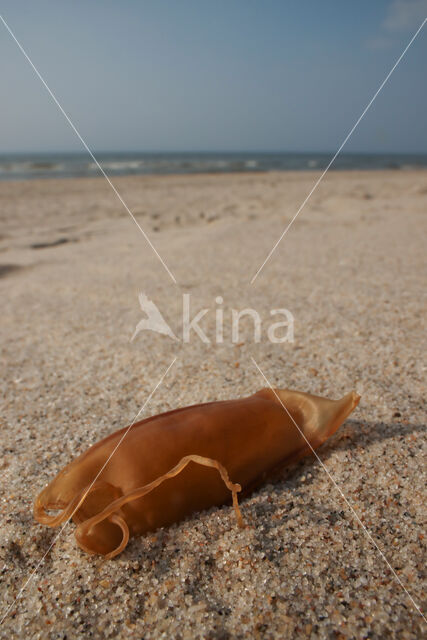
[0,151,426,181]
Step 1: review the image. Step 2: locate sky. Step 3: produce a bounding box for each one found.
[0,0,426,154]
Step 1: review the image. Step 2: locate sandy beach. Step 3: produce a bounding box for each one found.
[0,169,426,638]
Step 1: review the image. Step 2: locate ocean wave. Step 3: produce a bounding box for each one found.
[0,160,65,175]
[0,152,426,180]
[88,160,144,172]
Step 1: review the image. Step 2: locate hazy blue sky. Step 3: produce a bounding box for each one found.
[1,1,426,153]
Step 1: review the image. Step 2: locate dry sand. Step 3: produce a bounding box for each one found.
[0,169,426,638]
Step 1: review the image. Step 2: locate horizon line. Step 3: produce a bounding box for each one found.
[1,149,427,156]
